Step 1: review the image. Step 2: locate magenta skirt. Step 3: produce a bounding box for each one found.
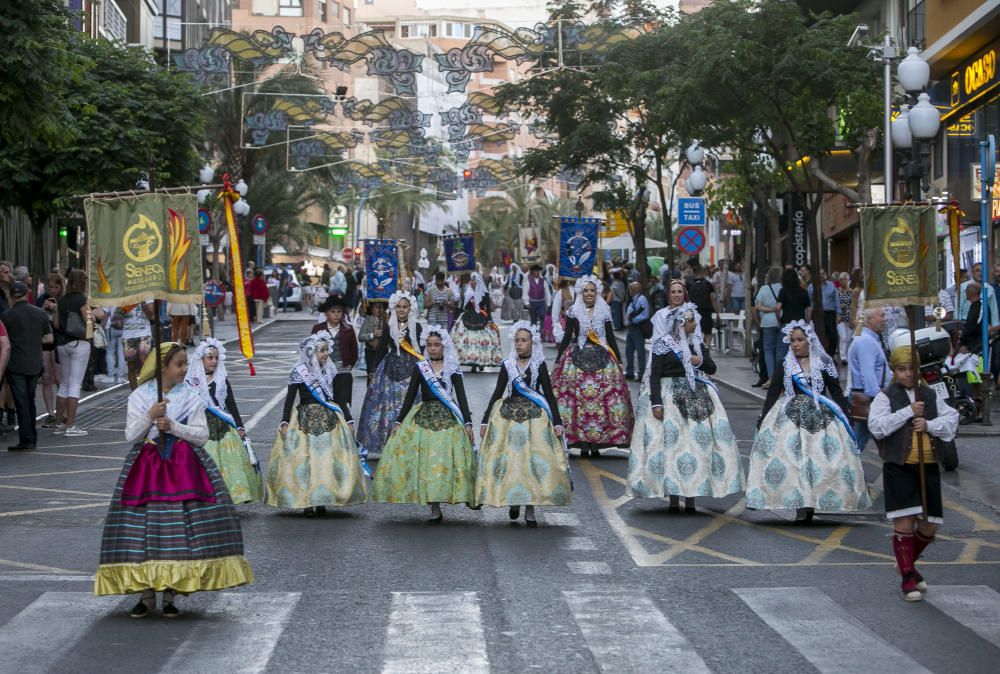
[120,440,217,506]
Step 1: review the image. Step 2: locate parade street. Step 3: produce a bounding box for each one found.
[1,316,998,674]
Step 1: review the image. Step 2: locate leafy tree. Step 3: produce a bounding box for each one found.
[0,35,205,276]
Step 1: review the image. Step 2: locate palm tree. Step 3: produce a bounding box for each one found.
[366,185,445,240]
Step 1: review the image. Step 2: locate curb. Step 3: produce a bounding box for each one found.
[714,376,766,403]
[34,316,280,421]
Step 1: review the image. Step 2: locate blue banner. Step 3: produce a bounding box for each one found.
[364,240,398,301]
[444,235,475,273]
[558,217,601,279]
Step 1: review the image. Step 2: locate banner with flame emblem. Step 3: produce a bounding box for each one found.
[518,226,543,267]
[85,194,204,307]
[860,205,938,307]
[443,235,475,273]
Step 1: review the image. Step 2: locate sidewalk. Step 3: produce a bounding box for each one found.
[711,350,1000,438]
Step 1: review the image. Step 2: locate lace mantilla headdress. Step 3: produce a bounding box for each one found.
[570,275,612,349]
[781,320,837,406]
[185,337,229,411]
[462,272,486,308]
[646,302,703,390]
[388,290,419,347]
[289,331,338,401]
[508,263,524,287]
[420,324,461,391]
[507,320,545,389]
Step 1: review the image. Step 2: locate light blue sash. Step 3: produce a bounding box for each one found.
[205,404,237,429]
[503,360,573,490]
[416,360,466,426]
[791,372,860,454]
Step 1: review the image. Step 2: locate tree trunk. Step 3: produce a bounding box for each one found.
[29,212,48,287]
[654,155,675,273]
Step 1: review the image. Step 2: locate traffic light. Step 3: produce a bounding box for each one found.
[353,246,362,257]
[462,169,472,180]
[58,227,68,238]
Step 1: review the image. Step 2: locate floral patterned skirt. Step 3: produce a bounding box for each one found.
[265,404,368,509]
[357,352,417,456]
[451,315,502,367]
[746,394,871,512]
[475,398,572,507]
[204,417,262,504]
[552,343,634,448]
[372,401,476,505]
[541,314,555,343]
[627,378,744,499]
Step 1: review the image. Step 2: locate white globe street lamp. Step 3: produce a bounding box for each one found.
[897,46,930,93]
[908,92,941,140]
[199,163,215,185]
[233,198,250,217]
[891,105,912,150]
[686,142,705,167]
[688,165,708,194]
[235,179,249,197]
[197,188,212,205]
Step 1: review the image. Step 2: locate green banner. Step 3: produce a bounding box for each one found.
[85,193,204,307]
[860,204,938,307]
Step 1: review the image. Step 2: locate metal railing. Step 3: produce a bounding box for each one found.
[99,0,128,43]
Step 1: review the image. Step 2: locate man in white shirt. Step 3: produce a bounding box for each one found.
[957,262,999,327]
[728,262,745,313]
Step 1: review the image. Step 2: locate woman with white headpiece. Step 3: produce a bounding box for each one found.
[266,331,368,516]
[476,321,571,526]
[373,325,476,522]
[451,271,502,371]
[746,320,871,523]
[552,275,634,457]
[357,290,423,457]
[501,263,525,322]
[185,338,261,504]
[626,291,744,512]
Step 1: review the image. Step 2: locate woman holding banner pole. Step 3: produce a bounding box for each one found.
[266,332,368,516]
[372,326,477,522]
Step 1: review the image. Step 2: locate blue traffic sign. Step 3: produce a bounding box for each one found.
[676,226,706,256]
[198,208,211,234]
[251,214,269,234]
[203,280,226,307]
[678,197,706,226]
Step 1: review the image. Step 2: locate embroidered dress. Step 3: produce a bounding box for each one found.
[746,322,871,513]
[628,305,744,499]
[357,292,423,456]
[451,283,502,367]
[185,340,261,504]
[373,328,476,504]
[265,334,368,509]
[551,277,634,448]
[476,326,571,507]
[94,380,253,596]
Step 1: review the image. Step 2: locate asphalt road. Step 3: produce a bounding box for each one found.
[1,318,999,674]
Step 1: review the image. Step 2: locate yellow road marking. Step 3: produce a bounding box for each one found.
[944,499,1000,532]
[634,526,760,565]
[0,468,119,479]
[0,503,107,517]
[0,484,110,497]
[797,526,854,565]
[957,541,983,564]
[651,502,747,565]
[0,558,87,574]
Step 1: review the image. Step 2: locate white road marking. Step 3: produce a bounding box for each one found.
[0,574,93,582]
[0,592,122,673]
[567,561,612,575]
[160,592,301,674]
[244,387,289,431]
[925,585,1000,649]
[563,590,711,673]
[733,587,931,674]
[381,591,489,674]
[561,536,598,551]
[542,512,580,526]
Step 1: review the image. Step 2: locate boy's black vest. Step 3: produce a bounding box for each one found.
[876,382,942,465]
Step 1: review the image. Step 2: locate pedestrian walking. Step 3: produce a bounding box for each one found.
[501,264,525,322]
[266,332,368,516]
[248,269,269,323]
[752,267,783,388]
[836,272,853,365]
[185,338,262,504]
[310,294,359,407]
[358,301,387,384]
[728,262,746,313]
[94,342,254,617]
[624,281,651,381]
[776,267,812,362]
[425,272,452,327]
[686,264,722,349]
[356,291,423,457]
[121,302,154,390]
[476,322,570,527]
[1,282,53,450]
[53,269,91,436]
[552,275,634,457]
[35,270,64,425]
[819,270,839,359]
[869,344,959,601]
[541,264,557,343]
[746,321,871,523]
[627,301,744,511]
[848,307,889,451]
[103,305,126,384]
[526,265,547,328]
[451,272,502,371]
[167,301,195,345]
[609,271,626,330]
[373,326,476,522]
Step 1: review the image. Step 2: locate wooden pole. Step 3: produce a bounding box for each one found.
[907,305,928,521]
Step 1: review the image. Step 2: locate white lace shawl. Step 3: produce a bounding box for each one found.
[781,320,837,406]
[461,273,486,308]
[570,275,612,349]
[185,337,229,413]
[388,290,419,348]
[420,324,461,394]
[288,332,338,401]
[506,320,545,391]
[646,302,703,391]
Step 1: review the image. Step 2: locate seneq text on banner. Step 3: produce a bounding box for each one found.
[84,193,204,307]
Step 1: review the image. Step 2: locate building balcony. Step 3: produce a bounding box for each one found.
[99,0,128,43]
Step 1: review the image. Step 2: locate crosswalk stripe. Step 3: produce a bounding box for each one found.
[159,592,301,674]
[563,590,711,673]
[0,592,122,673]
[733,587,931,674]
[381,591,489,674]
[924,585,1000,649]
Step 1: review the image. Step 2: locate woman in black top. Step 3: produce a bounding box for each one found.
[776,267,811,364]
[372,326,477,522]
